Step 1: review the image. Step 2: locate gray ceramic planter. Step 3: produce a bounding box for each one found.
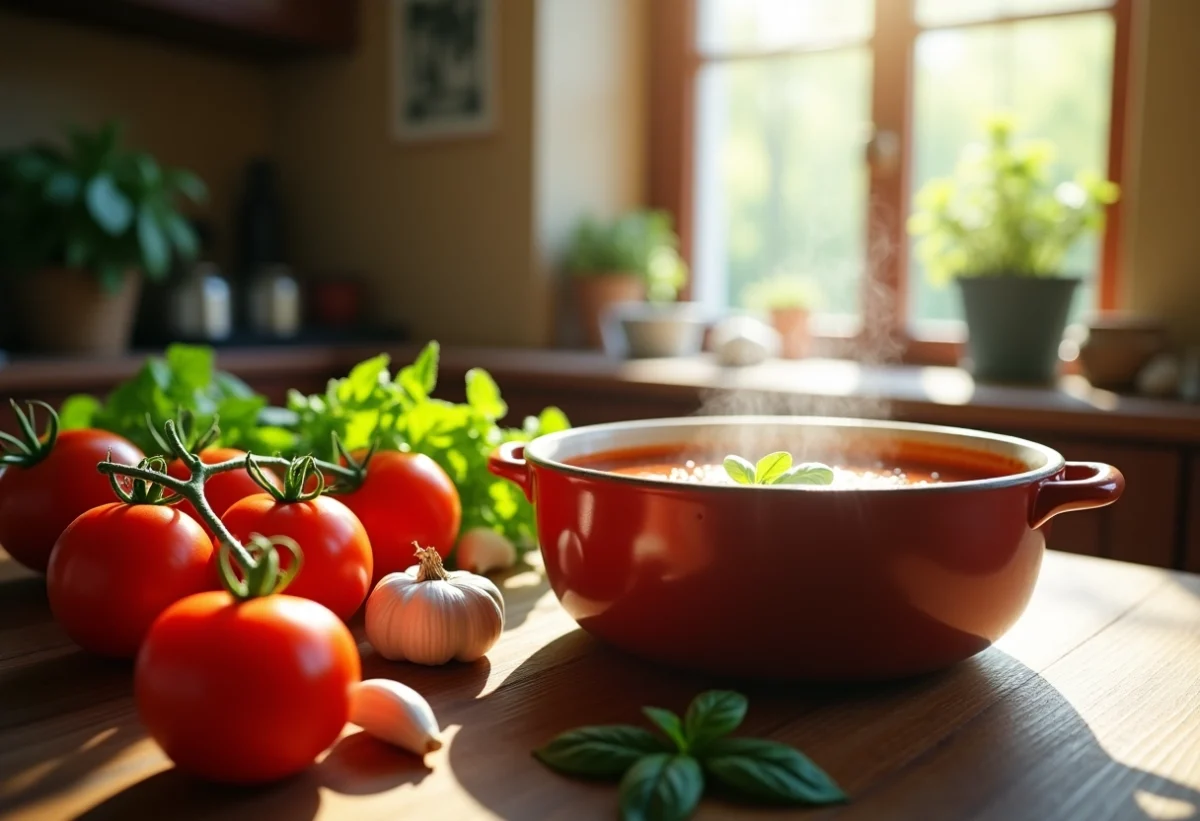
[958,275,1079,384]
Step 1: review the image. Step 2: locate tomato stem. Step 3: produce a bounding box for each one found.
[96,418,370,600]
[0,400,59,468]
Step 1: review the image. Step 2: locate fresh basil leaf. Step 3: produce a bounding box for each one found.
[683,691,746,752]
[58,394,101,429]
[776,463,836,486]
[703,737,845,806]
[535,406,570,435]
[162,211,198,260]
[642,707,687,752]
[398,341,439,401]
[344,354,390,402]
[722,455,755,485]
[165,344,214,393]
[754,451,793,484]
[465,367,506,421]
[85,173,133,235]
[619,754,703,821]
[533,725,672,779]
[137,205,170,276]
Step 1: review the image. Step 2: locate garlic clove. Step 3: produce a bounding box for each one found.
[455,527,517,575]
[349,679,443,756]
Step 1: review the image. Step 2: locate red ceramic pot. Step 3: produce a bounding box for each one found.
[488,417,1124,681]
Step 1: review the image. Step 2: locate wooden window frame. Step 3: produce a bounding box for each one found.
[650,0,1136,367]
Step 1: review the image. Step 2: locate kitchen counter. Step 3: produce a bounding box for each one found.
[1,550,1198,820]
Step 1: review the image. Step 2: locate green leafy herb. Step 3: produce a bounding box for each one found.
[533,726,672,778]
[619,754,704,821]
[723,452,835,487]
[57,341,568,556]
[59,344,284,455]
[682,691,746,754]
[703,737,846,806]
[534,691,845,820]
[642,707,688,752]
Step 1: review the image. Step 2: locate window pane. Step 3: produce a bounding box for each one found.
[697,0,872,55]
[907,13,1114,326]
[916,0,1113,28]
[694,49,871,317]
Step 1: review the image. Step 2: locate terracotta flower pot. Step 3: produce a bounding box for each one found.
[18,268,141,356]
[573,273,645,349]
[770,307,811,359]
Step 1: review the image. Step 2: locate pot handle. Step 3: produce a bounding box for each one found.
[1030,462,1125,529]
[488,441,534,501]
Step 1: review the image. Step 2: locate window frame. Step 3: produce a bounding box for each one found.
[650,0,1136,366]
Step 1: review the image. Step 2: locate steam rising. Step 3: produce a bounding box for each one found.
[694,204,907,465]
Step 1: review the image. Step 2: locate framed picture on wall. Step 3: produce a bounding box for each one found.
[390,0,499,141]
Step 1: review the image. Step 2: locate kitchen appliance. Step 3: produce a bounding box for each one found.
[489,416,1124,681]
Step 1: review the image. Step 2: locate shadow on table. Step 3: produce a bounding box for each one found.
[72,769,322,821]
[447,629,1200,821]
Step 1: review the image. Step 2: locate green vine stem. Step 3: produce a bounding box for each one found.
[96,418,370,600]
[0,400,59,468]
[107,455,181,506]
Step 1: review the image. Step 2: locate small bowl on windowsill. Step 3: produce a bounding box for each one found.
[601,301,710,359]
[1076,314,1170,391]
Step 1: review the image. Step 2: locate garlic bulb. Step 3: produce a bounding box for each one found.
[456,527,517,575]
[350,678,442,756]
[365,545,505,665]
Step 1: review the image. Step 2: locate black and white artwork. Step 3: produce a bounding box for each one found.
[390,0,497,141]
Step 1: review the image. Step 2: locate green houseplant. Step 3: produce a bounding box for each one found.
[565,210,687,349]
[0,121,207,355]
[908,114,1118,383]
[743,273,819,359]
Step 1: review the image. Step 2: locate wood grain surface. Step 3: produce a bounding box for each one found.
[2,550,1199,821]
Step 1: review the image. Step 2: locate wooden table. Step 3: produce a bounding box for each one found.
[2,550,1200,821]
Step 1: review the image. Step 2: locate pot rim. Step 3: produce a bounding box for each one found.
[523,415,1067,494]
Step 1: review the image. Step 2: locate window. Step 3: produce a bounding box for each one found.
[652,0,1132,362]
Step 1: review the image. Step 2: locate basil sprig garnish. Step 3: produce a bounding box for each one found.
[533,690,846,821]
[723,452,835,486]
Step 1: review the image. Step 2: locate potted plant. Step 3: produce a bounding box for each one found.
[908,114,1119,384]
[612,240,709,358]
[743,273,818,359]
[0,121,206,355]
[565,210,681,349]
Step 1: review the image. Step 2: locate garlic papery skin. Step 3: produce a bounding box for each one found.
[365,545,505,665]
[350,679,442,756]
[456,528,517,575]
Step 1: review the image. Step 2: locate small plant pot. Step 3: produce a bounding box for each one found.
[573,273,646,349]
[610,302,708,359]
[958,275,1078,384]
[769,307,811,359]
[18,268,142,356]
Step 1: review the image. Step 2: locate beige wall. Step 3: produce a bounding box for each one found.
[271,0,539,346]
[1121,0,1200,345]
[535,0,648,346]
[0,10,272,270]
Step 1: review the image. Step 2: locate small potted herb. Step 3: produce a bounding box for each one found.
[907,114,1118,384]
[0,121,206,355]
[743,273,818,359]
[565,210,692,353]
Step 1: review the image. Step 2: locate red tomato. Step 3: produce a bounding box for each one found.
[47,503,213,658]
[168,449,280,538]
[220,494,373,621]
[0,429,143,573]
[135,591,360,784]
[336,451,461,586]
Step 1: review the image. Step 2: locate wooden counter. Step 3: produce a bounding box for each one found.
[2,345,1199,569]
[2,551,1199,820]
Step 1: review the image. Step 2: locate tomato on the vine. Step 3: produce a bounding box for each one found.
[0,428,143,573]
[47,503,213,658]
[221,494,373,621]
[168,448,279,537]
[136,590,360,784]
[336,450,461,585]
